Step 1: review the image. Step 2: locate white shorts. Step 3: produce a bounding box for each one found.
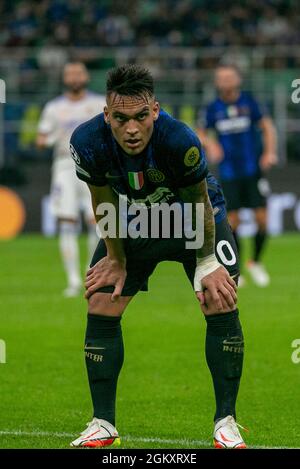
[50,160,94,220]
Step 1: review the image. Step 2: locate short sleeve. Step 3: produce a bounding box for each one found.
[249,95,264,123]
[70,124,107,187]
[169,124,208,188]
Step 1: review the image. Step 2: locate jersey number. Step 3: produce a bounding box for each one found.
[216,240,237,266]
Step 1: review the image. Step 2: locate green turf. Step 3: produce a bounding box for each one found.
[0,234,300,449]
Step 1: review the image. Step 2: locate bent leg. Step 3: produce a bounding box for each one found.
[85,292,133,425]
[183,217,244,422]
[206,217,244,421]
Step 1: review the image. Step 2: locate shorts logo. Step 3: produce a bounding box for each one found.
[257,178,271,197]
[70,143,80,164]
[146,169,165,183]
[184,146,200,167]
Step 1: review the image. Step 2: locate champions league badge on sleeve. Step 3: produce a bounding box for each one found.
[184,146,200,167]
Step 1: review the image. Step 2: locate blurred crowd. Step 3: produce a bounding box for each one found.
[0,0,299,48]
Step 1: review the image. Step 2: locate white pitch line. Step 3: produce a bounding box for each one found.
[0,430,298,449]
[0,430,209,447]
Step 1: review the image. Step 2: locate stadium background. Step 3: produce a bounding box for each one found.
[0,0,300,450]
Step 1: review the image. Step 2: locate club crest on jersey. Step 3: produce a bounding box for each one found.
[227,105,238,118]
[70,143,80,164]
[146,168,165,184]
[184,146,200,167]
[128,171,144,190]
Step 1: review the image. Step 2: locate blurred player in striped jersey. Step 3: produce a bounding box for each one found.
[36,62,106,297]
[198,64,277,287]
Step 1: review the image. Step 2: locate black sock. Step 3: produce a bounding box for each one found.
[253,230,267,262]
[85,314,124,426]
[205,310,244,422]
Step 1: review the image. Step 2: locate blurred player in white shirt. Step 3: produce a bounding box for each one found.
[36,62,106,297]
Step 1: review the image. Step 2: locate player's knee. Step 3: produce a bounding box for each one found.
[255,208,267,230]
[201,288,238,316]
[202,305,237,317]
[88,292,130,317]
[59,219,78,234]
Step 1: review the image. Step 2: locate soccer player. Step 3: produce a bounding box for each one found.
[198,64,277,287]
[69,65,246,449]
[36,62,106,297]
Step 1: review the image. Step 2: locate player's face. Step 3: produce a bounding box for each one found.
[63,64,89,93]
[214,67,241,96]
[104,94,160,155]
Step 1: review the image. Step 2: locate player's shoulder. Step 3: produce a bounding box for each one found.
[206,96,220,111]
[44,94,67,109]
[240,90,258,105]
[156,109,200,150]
[71,113,104,143]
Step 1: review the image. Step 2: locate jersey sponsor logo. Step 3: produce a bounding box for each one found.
[184,146,200,167]
[146,168,165,183]
[215,116,251,134]
[128,171,144,190]
[120,186,176,207]
[70,143,81,164]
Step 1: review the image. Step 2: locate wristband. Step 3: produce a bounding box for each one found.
[193,254,221,292]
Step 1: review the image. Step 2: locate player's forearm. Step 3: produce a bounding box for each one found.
[36,134,48,149]
[93,208,126,263]
[179,179,215,260]
[89,184,126,263]
[261,118,277,154]
[197,128,209,147]
[196,195,215,260]
[103,237,126,264]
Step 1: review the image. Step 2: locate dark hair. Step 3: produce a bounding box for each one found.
[106,64,154,99]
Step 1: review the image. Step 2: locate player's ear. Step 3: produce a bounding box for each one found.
[153,101,160,121]
[103,105,110,124]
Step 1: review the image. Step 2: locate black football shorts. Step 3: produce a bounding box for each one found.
[90,216,239,297]
[221,173,269,211]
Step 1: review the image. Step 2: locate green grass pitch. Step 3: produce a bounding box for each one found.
[0,234,300,449]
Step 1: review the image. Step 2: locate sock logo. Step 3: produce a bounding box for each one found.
[85,351,103,362]
[84,345,105,362]
[223,337,244,354]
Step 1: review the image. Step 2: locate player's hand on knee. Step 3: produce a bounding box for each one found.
[195,265,237,312]
[85,256,127,302]
[198,287,236,315]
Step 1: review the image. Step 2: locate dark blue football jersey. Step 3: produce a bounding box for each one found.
[205,92,264,180]
[70,109,226,223]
